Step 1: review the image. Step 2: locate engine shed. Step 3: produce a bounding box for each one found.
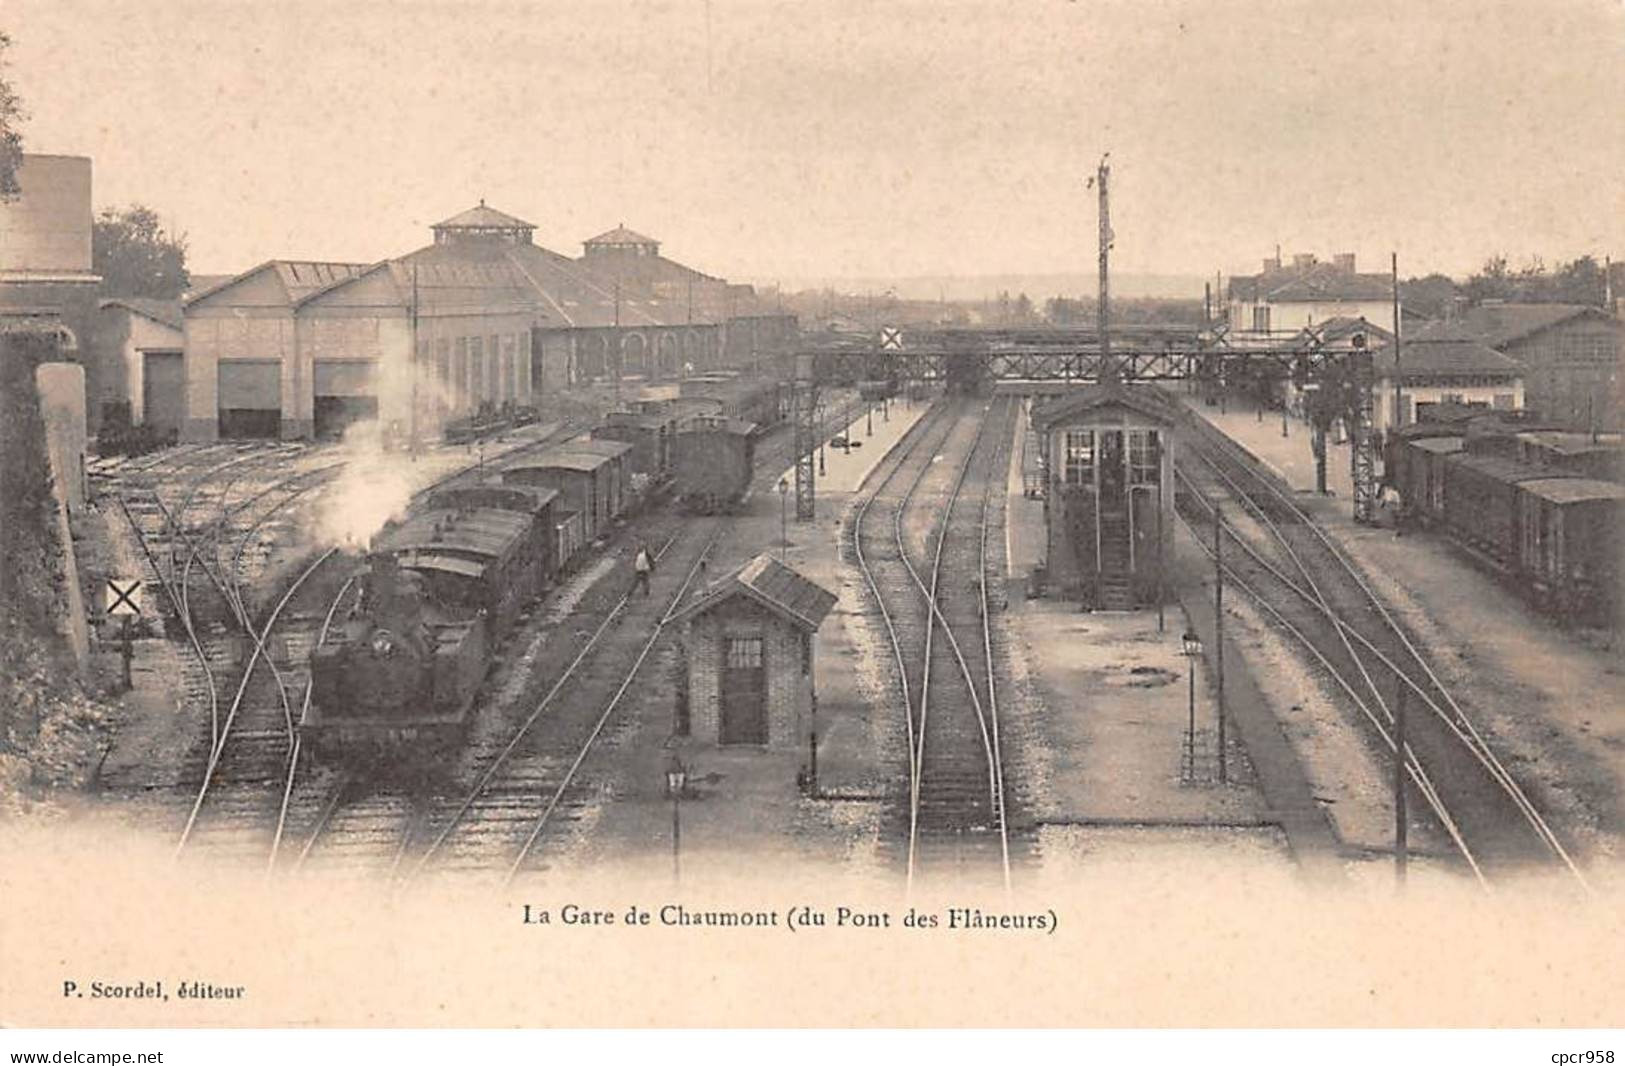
[671,554,836,751]
[1032,381,1179,610]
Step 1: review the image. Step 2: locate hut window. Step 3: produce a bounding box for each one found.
[1063,430,1095,486]
[1128,430,1161,485]
[726,636,764,669]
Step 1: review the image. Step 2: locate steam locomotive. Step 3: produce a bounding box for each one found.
[301,375,785,765]
[303,493,549,763]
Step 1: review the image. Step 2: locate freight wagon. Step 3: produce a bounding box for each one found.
[672,415,758,513]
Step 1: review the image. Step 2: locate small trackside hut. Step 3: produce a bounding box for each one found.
[671,554,836,751]
[1032,380,1178,610]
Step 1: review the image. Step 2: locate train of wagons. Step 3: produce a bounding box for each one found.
[302,373,784,761]
[1386,409,1624,624]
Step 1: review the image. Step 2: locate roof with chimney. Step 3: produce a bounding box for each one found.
[1230,259,1393,304]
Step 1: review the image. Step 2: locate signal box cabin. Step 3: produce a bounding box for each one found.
[671,554,836,751]
[1032,382,1179,610]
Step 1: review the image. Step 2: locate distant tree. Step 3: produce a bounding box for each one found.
[1551,255,1608,306]
[1400,273,1462,321]
[1044,296,1089,325]
[93,205,190,299]
[0,31,24,200]
[1464,254,1612,307]
[1464,254,1513,305]
[1013,292,1034,321]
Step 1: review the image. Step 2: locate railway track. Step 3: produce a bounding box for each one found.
[1175,408,1588,890]
[283,399,862,880]
[186,421,598,869]
[851,395,1022,888]
[399,524,720,879]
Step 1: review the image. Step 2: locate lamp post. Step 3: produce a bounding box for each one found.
[777,477,789,560]
[866,400,873,438]
[817,400,827,476]
[1181,630,1202,783]
[665,754,687,884]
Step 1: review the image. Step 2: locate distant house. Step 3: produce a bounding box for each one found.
[1227,253,1396,335]
[1370,327,1525,436]
[1448,303,1622,432]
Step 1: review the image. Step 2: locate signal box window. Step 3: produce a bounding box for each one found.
[1063,430,1095,487]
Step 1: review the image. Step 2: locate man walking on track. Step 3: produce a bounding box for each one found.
[634,543,654,597]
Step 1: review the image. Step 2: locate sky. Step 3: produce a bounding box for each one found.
[7,0,1625,289]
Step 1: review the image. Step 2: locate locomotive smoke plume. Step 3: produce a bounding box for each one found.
[314,419,422,550]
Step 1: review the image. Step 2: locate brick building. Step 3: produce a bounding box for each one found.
[672,554,836,750]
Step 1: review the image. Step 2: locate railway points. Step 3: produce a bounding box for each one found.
[61,357,1619,893]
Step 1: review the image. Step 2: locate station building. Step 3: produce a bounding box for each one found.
[672,554,836,750]
[1033,380,1179,610]
[1370,329,1526,436]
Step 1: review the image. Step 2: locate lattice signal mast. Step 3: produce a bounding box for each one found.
[1349,335,1376,524]
[794,352,817,520]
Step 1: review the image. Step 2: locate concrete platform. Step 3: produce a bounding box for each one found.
[1192,395,1354,501]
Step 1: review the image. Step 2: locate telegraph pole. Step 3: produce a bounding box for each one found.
[1095,155,1112,373]
[410,264,420,460]
[1392,253,1403,433]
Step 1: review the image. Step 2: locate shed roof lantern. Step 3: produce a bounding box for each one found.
[430,203,536,245]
